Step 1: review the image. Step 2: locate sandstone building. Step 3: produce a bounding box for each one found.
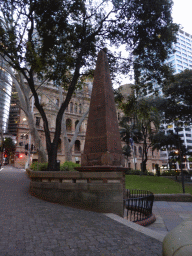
[14,81,162,172]
[14,82,91,168]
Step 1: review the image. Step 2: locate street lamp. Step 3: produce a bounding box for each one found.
[175,127,185,194]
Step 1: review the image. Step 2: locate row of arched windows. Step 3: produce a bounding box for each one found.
[57,139,81,152]
[66,102,82,114]
[66,119,81,132]
[133,146,143,157]
[133,146,154,157]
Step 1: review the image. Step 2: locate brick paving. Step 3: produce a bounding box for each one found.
[0,166,162,256]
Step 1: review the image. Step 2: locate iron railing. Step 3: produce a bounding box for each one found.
[124,189,154,222]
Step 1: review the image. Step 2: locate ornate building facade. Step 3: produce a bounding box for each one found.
[14,82,91,168]
[14,81,162,172]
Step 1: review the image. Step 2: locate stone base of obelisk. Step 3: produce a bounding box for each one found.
[74,166,126,217]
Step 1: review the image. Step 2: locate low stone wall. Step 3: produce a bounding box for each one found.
[154,193,192,202]
[26,170,124,217]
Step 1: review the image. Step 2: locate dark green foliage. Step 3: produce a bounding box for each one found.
[161,170,179,176]
[30,162,48,171]
[147,172,155,176]
[60,161,80,171]
[126,169,141,175]
[3,137,16,158]
[163,69,192,122]
[30,161,80,171]
[118,94,161,173]
[129,0,178,89]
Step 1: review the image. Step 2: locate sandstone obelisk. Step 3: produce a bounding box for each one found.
[81,49,124,168]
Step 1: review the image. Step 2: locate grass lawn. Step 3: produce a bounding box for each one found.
[125,175,192,195]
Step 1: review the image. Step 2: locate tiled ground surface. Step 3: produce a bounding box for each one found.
[0,166,162,256]
[148,201,192,236]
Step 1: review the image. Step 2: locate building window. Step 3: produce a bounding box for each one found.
[74,103,78,113]
[58,138,61,151]
[66,119,72,131]
[70,102,73,113]
[79,104,82,114]
[75,120,81,131]
[139,146,142,157]
[56,99,59,107]
[75,140,81,152]
[36,117,40,127]
[134,146,137,156]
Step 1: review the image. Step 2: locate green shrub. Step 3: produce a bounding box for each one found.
[60,161,80,171]
[147,171,154,176]
[30,162,48,171]
[126,169,141,175]
[161,170,178,176]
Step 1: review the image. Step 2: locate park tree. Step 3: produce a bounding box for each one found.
[117,92,161,173]
[151,132,187,170]
[3,137,16,163]
[119,116,142,167]
[0,0,178,171]
[163,69,192,122]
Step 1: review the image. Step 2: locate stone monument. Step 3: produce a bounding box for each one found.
[79,49,125,171]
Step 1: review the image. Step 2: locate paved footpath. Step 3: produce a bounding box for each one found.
[148,200,192,236]
[0,166,162,256]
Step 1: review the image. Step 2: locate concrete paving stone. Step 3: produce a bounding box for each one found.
[0,166,164,256]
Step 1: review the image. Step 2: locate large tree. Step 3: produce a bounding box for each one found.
[3,137,16,163]
[0,0,178,171]
[119,116,142,167]
[151,132,187,170]
[163,69,192,123]
[117,92,161,173]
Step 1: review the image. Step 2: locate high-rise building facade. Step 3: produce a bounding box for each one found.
[161,29,192,170]
[7,84,20,136]
[166,29,192,74]
[0,58,12,133]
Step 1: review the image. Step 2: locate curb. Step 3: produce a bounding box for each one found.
[154,193,192,202]
[135,213,156,226]
[105,213,164,242]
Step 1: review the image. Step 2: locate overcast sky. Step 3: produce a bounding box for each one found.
[172,0,192,35]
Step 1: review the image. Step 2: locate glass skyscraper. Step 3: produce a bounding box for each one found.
[161,29,192,169]
[167,29,192,74]
[0,58,12,133]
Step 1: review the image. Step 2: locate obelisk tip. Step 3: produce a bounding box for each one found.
[102,48,108,53]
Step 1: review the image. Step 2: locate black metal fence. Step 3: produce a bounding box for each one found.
[124,189,154,222]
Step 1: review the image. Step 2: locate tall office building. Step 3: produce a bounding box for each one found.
[7,84,20,136]
[160,29,192,170]
[0,58,12,134]
[166,29,192,74]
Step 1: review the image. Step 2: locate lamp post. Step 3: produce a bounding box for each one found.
[175,127,185,194]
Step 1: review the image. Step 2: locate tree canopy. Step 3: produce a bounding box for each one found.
[163,69,192,123]
[3,137,16,159]
[0,0,179,170]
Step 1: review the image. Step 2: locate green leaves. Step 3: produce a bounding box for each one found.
[163,69,192,122]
